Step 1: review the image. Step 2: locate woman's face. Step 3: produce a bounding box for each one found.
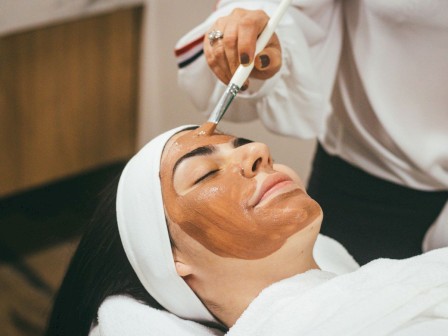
[160,124,321,260]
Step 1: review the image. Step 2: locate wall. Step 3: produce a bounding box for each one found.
[0,8,141,197]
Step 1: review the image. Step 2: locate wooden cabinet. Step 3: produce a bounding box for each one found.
[0,8,142,197]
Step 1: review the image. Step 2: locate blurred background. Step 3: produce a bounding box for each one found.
[0,0,315,334]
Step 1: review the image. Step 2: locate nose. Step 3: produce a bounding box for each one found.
[233,142,272,178]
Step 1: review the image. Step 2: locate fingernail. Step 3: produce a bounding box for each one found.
[240,53,250,65]
[260,54,270,68]
[241,84,248,91]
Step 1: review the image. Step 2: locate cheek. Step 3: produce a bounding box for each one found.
[169,181,260,257]
[194,184,223,203]
[175,182,251,232]
[166,176,320,260]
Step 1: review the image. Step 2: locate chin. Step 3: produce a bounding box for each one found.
[293,193,322,221]
[290,198,322,234]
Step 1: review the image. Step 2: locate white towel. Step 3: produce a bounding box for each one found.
[93,295,224,336]
[228,247,448,336]
[91,247,448,335]
[313,234,359,275]
[89,234,354,335]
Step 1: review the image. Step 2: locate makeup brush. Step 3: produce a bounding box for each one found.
[207,0,293,128]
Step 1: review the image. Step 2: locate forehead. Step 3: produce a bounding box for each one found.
[162,129,234,169]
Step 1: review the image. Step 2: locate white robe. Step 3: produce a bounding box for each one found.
[90,240,448,335]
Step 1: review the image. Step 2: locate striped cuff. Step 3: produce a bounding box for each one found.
[174,35,204,68]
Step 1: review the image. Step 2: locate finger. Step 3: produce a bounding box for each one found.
[203,23,232,84]
[237,9,270,66]
[221,20,240,75]
[252,48,282,80]
[240,79,250,91]
[204,35,230,84]
[252,35,282,80]
[211,39,233,84]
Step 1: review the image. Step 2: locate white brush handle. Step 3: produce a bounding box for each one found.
[230,0,293,88]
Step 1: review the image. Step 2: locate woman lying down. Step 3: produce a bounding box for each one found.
[46,124,448,336]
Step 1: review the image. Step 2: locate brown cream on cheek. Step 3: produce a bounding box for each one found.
[161,124,321,260]
[171,180,321,260]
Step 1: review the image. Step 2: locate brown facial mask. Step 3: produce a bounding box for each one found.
[160,123,321,260]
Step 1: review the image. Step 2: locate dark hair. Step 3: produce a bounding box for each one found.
[45,176,163,336]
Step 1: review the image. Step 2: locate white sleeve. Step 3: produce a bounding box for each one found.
[176,0,341,139]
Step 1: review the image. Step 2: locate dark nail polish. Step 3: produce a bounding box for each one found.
[260,54,270,68]
[240,53,250,65]
[241,84,248,91]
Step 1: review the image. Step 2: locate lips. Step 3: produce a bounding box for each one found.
[249,172,296,207]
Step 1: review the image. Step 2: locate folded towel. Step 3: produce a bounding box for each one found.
[93,295,224,336]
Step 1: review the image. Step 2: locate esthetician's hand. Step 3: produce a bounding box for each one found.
[204,8,282,90]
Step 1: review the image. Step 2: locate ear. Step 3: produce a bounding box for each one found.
[174,261,193,277]
[172,247,194,277]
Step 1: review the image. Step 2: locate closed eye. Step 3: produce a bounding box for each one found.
[193,169,220,185]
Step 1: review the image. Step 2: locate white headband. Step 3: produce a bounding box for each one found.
[116,125,216,323]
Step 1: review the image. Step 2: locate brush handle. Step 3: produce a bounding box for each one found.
[230,0,292,88]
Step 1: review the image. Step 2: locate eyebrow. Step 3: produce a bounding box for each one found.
[173,145,216,175]
[233,137,253,148]
[172,137,254,175]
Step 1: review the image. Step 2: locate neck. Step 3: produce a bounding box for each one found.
[204,223,321,327]
[214,255,318,327]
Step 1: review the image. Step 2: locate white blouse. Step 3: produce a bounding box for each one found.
[176,0,448,192]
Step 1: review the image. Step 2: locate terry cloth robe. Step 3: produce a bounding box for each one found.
[227,248,448,336]
[90,243,448,335]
